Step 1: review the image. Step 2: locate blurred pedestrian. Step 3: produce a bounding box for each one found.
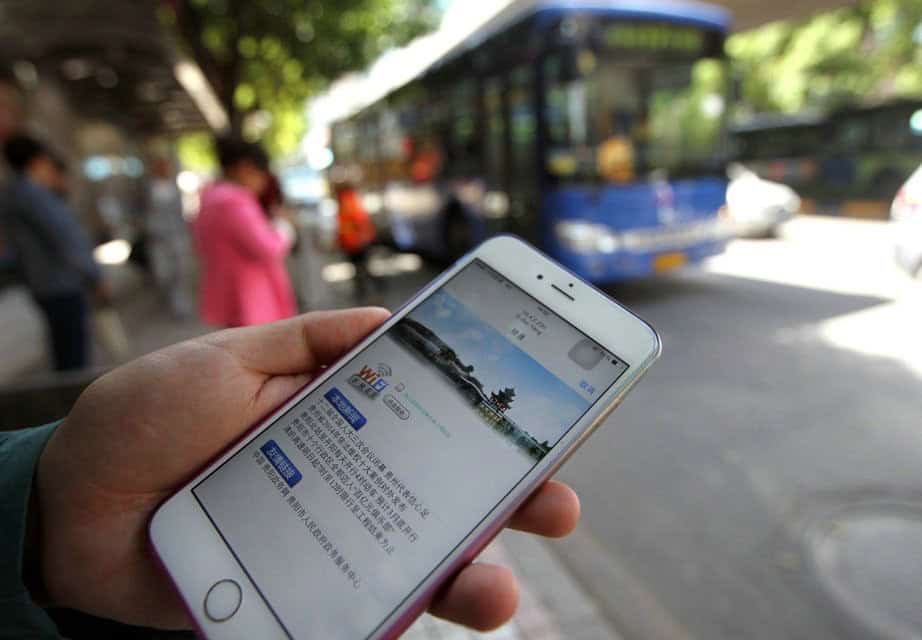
[145,157,191,318]
[0,134,109,371]
[193,138,296,327]
[335,182,381,301]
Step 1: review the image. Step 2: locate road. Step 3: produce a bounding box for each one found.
[552,216,922,640]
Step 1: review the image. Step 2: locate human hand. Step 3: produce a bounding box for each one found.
[271,215,296,245]
[33,308,580,631]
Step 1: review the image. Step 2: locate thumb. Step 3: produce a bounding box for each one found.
[208,308,391,376]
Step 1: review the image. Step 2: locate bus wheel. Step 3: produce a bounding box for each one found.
[443,205,474,260]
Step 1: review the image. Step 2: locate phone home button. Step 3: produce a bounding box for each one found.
[204,579,242,622]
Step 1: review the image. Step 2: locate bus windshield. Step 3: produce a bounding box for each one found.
[545,53,728,183]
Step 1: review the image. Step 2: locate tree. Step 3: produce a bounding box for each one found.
[490,388,516,412]
[727,0,922,116]
[163,0,437,156]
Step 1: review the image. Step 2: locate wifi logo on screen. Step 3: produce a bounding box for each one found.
[348,363,390,398]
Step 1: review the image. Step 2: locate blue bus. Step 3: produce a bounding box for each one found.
[329,0,732,281]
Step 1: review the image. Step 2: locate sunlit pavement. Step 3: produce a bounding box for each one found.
[554,215,922,640]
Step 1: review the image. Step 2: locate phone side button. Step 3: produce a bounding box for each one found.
[204,579,243,622]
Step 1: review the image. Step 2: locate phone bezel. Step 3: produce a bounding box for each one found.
[149,235,661,639]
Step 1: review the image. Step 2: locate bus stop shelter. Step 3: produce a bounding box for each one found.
[0,1,215,137]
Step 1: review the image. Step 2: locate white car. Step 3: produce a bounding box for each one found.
[724,164,800,238]
[891,165,922,277]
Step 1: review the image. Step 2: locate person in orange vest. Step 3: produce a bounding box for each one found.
[336,183,380,300]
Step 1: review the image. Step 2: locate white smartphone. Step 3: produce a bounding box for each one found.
[150,236,660,639]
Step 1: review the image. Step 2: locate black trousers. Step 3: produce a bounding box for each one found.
[33,291,90,371]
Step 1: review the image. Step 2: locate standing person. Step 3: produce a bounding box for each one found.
[0,134,108,371]
[335,182,380,301]
[194,138,296,327]
[145,158,191,318]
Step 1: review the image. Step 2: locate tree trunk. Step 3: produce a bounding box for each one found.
[223,0,244,138]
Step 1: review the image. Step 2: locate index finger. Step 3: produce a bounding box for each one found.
[506,480,581,538]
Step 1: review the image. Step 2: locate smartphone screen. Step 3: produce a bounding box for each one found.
[193,259,629,638]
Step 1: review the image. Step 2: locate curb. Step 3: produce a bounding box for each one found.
[549,525,692,640]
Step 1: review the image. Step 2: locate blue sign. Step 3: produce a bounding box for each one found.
[260,440,302,487]
[325,387,367,430]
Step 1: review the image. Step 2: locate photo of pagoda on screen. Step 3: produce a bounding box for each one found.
[392,290,590,462]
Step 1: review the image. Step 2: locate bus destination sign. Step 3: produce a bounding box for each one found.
[602,23,706,54]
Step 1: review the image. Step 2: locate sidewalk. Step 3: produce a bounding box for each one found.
[0,285,45,383]
[405,530,621,640]
[0,262,211,384]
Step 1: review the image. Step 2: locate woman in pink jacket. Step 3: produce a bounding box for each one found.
[194,139,297,327]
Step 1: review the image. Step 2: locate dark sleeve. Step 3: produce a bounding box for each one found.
[32,194,102,286]
[49,197,102,284]
[0,423,63,639]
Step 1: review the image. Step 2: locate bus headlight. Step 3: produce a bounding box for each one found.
[555,221,621,254]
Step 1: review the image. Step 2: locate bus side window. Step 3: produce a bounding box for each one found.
[331,120,361,185]
[379,107,407,182]
[483,77,506,190]
[410,87,448,183]
[390,86,424,182]
[448,78,480,178]
[356,113,381,188]
[507,66,539,238]
[332,122,357,164]
[836,118,868,154]
[873,108,912,152]
[543,52,589,181]
[508,66,537,188]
